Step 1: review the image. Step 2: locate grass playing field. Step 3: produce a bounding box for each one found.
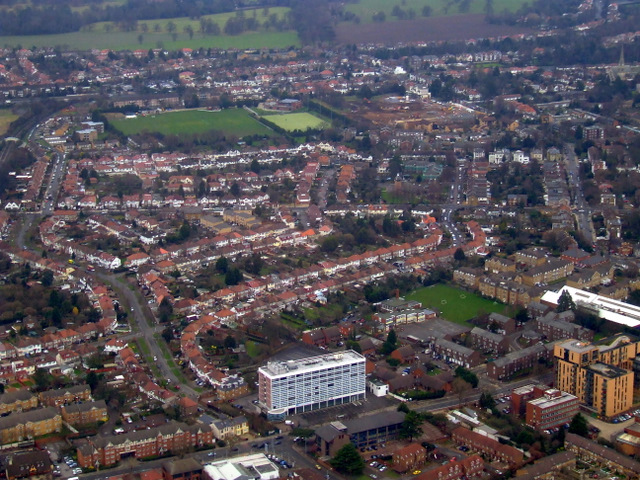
[0,109,18,136]
[344,0,531,24]
[406,284,507,325]
[262,112,328,132]
[109,109,273,137]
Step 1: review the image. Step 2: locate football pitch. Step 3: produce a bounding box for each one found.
[262,112,328,132]
[407,284,508,325]
[109,109,273,137]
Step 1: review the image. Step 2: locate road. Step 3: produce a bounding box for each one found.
[564,143,595,244]
[9,206,200,399]
[93,270,199,398]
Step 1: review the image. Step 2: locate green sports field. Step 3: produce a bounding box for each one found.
[109,109,273,137]
[407,284,507,325]
[345,0,531,24]
[263,112,328,132]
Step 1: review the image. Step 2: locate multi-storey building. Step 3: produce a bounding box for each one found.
[469,327,509,355]
[566,433,640,479]
[77,421,213,468]
[415,455,484,480]
[392,443,426,473]
[432,338,483,368]
[0,390,38,416]
[373,308,436,332]
[39,384,92,407]
[554,337,638,418]
[61,400,108,426]
[315,411,406,456]
[211,416,249,440]
[258,350,366,415]
[520,259,574,286]
[488,344,549,381]
[535,312,594,342]
[451,426,524,467]
[0,407,62,444]
[525,388,579,431]
[453,267,483,289]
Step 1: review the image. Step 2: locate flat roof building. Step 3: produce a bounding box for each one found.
[525,388,579,431]
[258,350,366,415]
[555,338,637,418]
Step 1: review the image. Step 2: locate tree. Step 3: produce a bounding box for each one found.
[87,370,100,392]
[479,391,496,409]
[41,269,54,287]
[381,329,398,355]
[568,413,589,437]
[454,248,466,261]
[454,366,478,388]
[225,268,243,286]
[32,368,52,392]
[557,290,577,313]
[399,411,423,440]
[452,377,472,405]
[224,335,237,349]
[158,297,173,323]
[216,256,229,273]
[398,402,410,413]
[330,443,365,475]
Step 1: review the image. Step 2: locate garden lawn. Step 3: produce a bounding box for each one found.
[109,109,273,137]
[263,112,328,132]
[407,284,507,325]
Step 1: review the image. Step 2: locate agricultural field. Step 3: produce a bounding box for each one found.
[0,109,18,136]
[89,7,290,35]
[335,13,533,44]
[109,109,273,137]
[262,112,328,132]
[406,284,507,325]
[344,0,530,24]
[0,7,298,50]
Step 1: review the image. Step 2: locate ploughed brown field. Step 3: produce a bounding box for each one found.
[335,14,535,44]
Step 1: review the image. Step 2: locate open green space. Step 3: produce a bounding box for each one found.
[263,112,329,132]
[407,284,507,325]
[90,7,290,34]
[344,0,530,23]
[109,109,273,137]
[0,109,18,136]
[0,30,298,51]
[0,8,296,51]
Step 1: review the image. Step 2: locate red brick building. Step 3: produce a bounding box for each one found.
[451,427,524,467]
[392,443,426,473]
[415,455,484,480]
[77,421,213,468]
[525,388,579,431]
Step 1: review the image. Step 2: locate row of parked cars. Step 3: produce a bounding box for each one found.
[613,413,634,423]
[267,454,292,469]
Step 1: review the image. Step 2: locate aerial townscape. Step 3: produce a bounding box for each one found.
[2,0,640,479]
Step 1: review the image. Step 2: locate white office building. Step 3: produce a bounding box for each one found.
[258,350,366,415]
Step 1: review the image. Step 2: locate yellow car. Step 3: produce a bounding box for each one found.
[412,470,421,475]
[315,465,322,470]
